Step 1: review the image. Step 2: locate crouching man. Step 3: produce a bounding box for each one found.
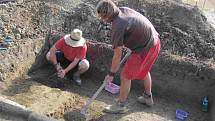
[46,28,90,86]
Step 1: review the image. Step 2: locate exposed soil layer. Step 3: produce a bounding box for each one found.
[0,66,210,121]
[0,0,215,121]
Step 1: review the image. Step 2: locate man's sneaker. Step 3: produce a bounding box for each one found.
[103,101,128,114]
[137,92,154,106]
[75,79,82,86]
[73,72,82,86]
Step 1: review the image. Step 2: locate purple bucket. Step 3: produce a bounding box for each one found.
[105,83,120,94]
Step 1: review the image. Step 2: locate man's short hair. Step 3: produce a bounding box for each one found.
[96,0,119,20]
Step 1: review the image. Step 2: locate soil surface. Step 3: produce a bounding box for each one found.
[0,66,210,121]
[0,0,214,121]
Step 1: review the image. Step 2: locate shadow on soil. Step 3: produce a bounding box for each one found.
[1,62,211,121]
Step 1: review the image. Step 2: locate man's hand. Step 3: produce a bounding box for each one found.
[57,69,66,78]
[55,63,62,72]
[104,74,114,84]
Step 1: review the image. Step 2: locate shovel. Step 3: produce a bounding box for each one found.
[80,49,131,119]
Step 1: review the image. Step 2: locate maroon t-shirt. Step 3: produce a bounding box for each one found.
[111,7,159,53]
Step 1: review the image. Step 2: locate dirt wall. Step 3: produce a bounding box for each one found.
[0,38,45,82]
[45,32,215,101]
[152,52,215,100]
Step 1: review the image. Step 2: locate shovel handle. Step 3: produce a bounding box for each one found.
[120,50,131,65]
[81,50,131,114]
[81,81,107,114]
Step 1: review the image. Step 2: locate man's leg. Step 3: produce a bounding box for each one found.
[137,38,161,106]
[104,53,141,114]
[118,74,131,102]
[73,59,90,85]
[46,51,64,64]
[46,51,51,61]
[137,72,154,106]
[103,73,130,114]
[77,59,90,74]
[143,72,152,95]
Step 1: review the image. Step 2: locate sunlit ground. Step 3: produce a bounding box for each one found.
[182,0,215,10]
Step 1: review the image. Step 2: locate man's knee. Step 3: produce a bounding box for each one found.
[79,59,90,71]
[46,52,50,61]
[120,73,130,82]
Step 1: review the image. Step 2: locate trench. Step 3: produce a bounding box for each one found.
[0,40,211,121]
[0,0,215,121]
[5,61,210,121]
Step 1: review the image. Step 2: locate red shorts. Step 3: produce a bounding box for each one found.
[121,38,161,80]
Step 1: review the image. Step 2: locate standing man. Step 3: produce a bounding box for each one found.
[46,29,90,86]
[96,0,161,113]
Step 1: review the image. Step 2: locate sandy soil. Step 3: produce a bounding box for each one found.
[0,0,214,121]
[0,66,210,121]
[204,10,215,28]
